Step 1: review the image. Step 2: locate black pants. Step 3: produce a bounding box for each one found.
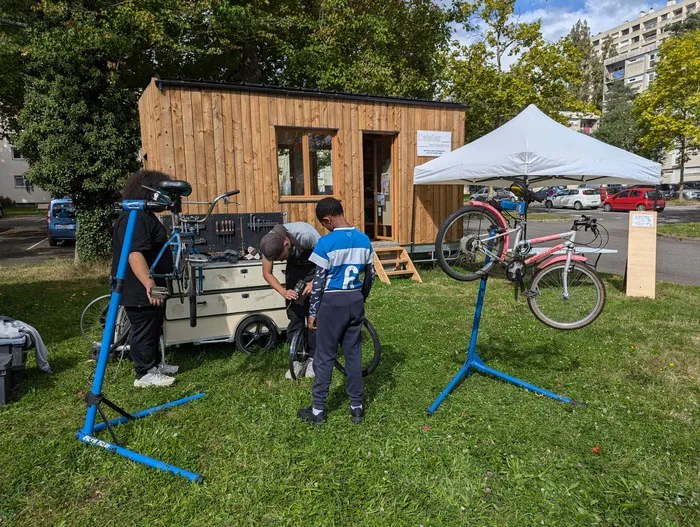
[124,306,164,379]
[312,290,364,410]
[285,262,316,358]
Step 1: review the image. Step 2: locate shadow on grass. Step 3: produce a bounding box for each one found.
[326,344,404,412]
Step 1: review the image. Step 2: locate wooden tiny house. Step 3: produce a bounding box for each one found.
[138,78,465,246]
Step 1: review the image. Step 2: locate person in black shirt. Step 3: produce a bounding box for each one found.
[111,170,177,388]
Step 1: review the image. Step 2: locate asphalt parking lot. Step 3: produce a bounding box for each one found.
[0,215,75,266]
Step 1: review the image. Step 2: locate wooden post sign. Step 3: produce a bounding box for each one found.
[626,211,657,299]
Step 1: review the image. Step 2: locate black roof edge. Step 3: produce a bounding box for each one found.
[154,78,466,109]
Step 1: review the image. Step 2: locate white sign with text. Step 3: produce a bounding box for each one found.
[417,130,452,157]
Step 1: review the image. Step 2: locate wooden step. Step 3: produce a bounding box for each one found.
[373,247,422,285]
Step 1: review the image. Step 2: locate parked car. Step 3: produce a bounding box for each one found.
[602,188,665,212]
[683,188,700,199]
[657,184,679,200]
[0,204,3,219]
[47,197,76,246]
[545,188,601,210]
[533,186,566,201]
[470,187,517,202]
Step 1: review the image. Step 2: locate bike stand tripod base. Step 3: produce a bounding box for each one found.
[427,276,586,415]
[78,203,207,483]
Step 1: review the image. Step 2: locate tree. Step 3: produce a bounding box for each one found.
[3,0,453,261]
[567,20,604,110]
[669,12,700,34]
[635,30,700,198]
[445,0,586,142]
[591,80,642,153]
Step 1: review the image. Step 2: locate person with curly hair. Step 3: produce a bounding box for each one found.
[112,169,178,387]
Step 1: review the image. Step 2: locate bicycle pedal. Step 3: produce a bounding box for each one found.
[523,290,538,299]
[149,286,170,299]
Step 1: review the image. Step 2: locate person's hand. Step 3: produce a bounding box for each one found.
[146,280,163,307]
[303,281,313,296]
[282,288,299,301]
[307,316,317,330]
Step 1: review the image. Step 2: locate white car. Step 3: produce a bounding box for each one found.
[545,189,601,210]
[682,188,700,199]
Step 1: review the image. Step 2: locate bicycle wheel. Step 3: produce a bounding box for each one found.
[288,328,311,380]
[80,294,131,352]
[334,319,381,377]
[527,263,606,330]
[435,205,506,281]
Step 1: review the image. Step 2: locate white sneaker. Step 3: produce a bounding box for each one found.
[285,361,306,380]
[304,359,315,378]
[150,363,179,375]
[134,372,176,387]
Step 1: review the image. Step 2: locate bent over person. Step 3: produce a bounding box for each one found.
[260,222,321,379]
[112,169,179,388]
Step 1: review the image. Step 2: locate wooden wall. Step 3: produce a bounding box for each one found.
[138,78,465,245]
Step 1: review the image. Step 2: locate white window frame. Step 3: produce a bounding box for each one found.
[14,175,26,188]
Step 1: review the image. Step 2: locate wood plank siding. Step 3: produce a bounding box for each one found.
[138,78,465,245]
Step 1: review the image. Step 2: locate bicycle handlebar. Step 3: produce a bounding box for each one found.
[180,189,240,224]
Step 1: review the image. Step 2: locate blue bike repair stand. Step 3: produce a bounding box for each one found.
[76,200,206,483]
[427,276,585,415]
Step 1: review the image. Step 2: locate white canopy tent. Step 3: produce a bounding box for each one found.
[413,104,661,188]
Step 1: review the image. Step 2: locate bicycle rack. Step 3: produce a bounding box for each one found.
[427,275,586,415]
[77,201,206,483]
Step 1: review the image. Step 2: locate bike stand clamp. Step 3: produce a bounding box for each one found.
[427,276,585,415]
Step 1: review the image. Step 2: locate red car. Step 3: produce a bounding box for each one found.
[602,188,665,212]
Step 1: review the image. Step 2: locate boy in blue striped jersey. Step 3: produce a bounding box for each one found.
[297,198,375,424]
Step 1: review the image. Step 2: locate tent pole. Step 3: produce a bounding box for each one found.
[410,184,417,258]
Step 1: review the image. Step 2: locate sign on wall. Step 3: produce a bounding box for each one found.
[417,130,452,157]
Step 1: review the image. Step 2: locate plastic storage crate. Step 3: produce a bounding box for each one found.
[0,335,28,404]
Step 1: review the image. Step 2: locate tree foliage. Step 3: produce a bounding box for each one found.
[445,0,586,142]
[592,80,644,154]
[567,20,604,110]
[1,0,452,261]
[635,29,700,195]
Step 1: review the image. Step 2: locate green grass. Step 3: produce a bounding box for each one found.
[658,222,700,239]
[2,206,43,217]
[665,199,700,207]
[1,261,699,526]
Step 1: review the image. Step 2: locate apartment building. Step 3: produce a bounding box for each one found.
[0,133,51,204]
[591,0,698,184]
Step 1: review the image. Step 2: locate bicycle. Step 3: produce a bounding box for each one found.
[142,180,240,327]
[435,182,608,330]
[288,318,381,380]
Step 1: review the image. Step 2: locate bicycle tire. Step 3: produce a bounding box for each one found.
[288,328,310,380]
[334,319,381,377]
[80,294,131,352]
[189,265,197,328]
[527,263,606,330]
[435,205,506,282]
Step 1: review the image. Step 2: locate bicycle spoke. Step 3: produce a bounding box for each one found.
[530,264,603,329]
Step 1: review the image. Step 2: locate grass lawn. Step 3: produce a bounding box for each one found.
[665,199,700,208]
[658,222,700,239]
[0,261,698,526]
[2,206,43,218]
[526,212,569,221]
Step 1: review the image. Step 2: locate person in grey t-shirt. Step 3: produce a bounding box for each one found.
[260,222,321,379]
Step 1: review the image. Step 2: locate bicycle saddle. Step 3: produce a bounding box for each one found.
[157,180,192,197]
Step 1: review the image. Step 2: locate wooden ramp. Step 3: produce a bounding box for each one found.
[373,247,422,285]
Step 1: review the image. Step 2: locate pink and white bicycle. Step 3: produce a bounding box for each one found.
[435,182,607,330]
